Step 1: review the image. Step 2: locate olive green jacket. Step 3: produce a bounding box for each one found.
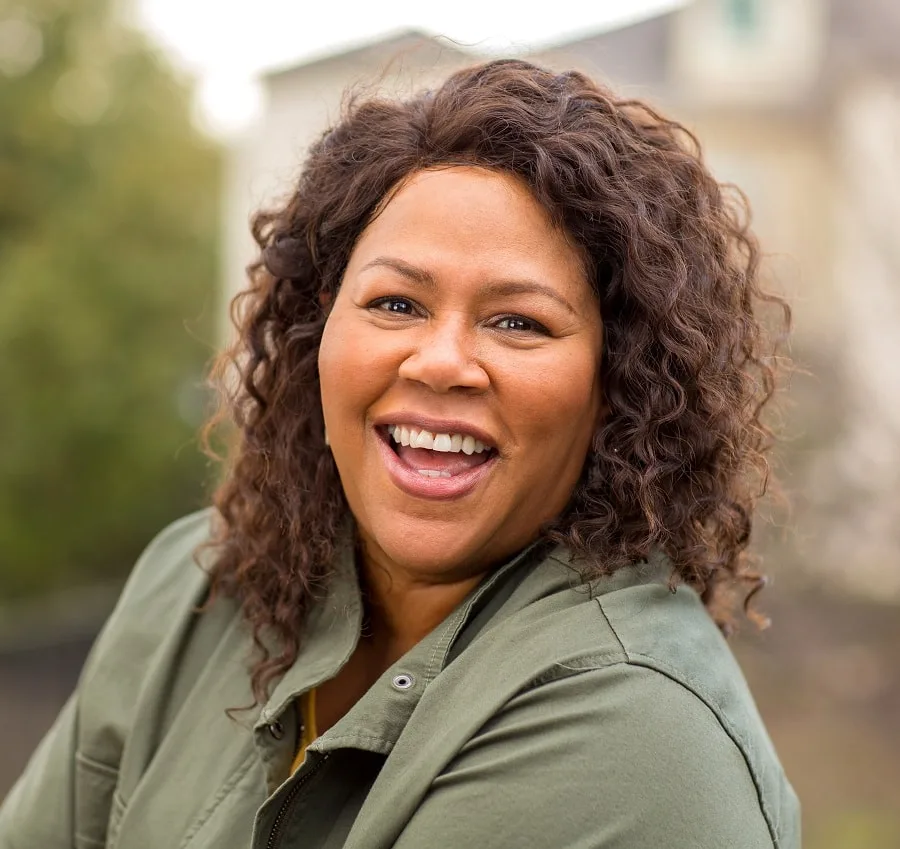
[0,511,800,848]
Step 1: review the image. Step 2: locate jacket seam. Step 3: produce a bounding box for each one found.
[316,732,394,752]
[103,792,128,849]
[73,831,107,849]
[111,791,127,813]
[74,750,120,778]
[431,545,547,679]
[526,651,629,688]
[178,749,257,848]
[426,617,459,683]
[593,597,629,661]
[548,553,578,572]
[623,652,779,848]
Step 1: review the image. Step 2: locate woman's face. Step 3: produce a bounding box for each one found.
[318,166,602,584]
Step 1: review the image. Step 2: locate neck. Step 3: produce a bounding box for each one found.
[355,542,488,665]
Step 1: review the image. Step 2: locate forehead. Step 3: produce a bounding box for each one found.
[350,166,589,288]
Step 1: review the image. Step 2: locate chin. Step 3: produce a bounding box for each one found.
[388,535,477,574]
[365,514,499,582]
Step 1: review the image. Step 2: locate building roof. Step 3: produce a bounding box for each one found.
[260,1,900,108]
[536,11,676,94]
[264,28,473,83]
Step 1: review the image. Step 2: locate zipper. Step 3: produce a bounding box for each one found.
[265,752,331,849]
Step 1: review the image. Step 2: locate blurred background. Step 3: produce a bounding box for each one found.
[1,0,898,845]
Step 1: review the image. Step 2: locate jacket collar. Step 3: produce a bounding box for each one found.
[255,531,557,739]
[255,528,673,755]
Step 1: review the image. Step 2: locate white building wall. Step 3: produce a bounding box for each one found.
[222,36,471,318]
[671,0,826,108]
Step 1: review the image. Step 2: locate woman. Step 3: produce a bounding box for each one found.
[0,60,799,848]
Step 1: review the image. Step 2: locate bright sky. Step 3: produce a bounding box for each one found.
[131,0,685,136]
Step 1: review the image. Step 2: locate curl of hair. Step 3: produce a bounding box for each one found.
[202,59,790,706]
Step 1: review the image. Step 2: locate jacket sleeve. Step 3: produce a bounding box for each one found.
[0,695,79,849]
[392,663,787,849]
[0,510,213,849]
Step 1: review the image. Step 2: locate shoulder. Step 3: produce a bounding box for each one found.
[120,508,215,600]
[455,553,800,847]
[404,631,800,847]
[85,508,214,665]
[76,509,217,766]
[586,561,798,846]
[435,663,778,848]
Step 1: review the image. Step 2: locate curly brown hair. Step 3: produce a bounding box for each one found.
[204,59,789,706]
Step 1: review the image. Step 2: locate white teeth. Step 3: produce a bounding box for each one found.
[417,469,451,478]
[387,426,492,455]
[433,434,452,452]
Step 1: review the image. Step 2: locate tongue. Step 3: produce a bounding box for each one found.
[397,445,490,475]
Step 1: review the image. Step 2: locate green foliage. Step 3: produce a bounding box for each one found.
[809,809,900,849]
[0,0,220,597]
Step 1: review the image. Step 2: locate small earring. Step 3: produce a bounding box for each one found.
[324,427,330,447]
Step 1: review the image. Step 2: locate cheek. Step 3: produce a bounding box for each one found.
[510,348,600,445]
[318,311,395,426]
[318,313,364,424]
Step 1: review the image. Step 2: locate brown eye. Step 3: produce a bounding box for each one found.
[370,297,416,315]
[494,315,548,334]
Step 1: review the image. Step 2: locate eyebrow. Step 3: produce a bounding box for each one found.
[359,256,579,316]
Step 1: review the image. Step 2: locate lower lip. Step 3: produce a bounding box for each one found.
[375,430,497,501]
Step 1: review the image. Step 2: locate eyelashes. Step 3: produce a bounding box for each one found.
[367,297,550,336]
[370,296,416,315]
[493,316,548,334]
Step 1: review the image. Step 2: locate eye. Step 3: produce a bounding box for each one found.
[493,315,549,334]
[369,296,417,315]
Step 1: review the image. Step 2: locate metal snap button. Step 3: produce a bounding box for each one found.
[267,720,285,740]
[391,673,415,691]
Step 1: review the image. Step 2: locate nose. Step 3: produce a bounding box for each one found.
[397,316,490,393]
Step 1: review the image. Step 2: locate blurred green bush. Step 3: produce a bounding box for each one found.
[0,0,220,598]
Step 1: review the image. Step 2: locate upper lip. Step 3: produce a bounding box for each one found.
[372,412,499,450]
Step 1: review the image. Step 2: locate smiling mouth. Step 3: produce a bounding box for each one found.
[376,424,498,499]
[385,424,495,478]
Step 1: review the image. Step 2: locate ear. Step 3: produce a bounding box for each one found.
[318,290,334,311]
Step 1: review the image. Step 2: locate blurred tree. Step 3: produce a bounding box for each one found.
[0,0,220,598]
